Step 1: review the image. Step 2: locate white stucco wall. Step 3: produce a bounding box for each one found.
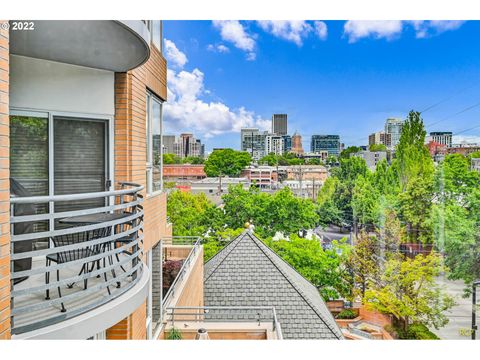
[10,55,114,116]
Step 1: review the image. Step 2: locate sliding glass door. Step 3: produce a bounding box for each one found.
[53,117,108,212]
[10,111,112,212]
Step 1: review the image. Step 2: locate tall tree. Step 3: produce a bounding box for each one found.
[364,253,455,332]
[395,111,434,190]
[346,231,381,299]
[267,234,352,300]
[204,149,252,177]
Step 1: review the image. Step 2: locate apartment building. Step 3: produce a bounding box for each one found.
[368,130,391,148]
[240,127,266,161]
[311,135,340,157]
[1,20,174,340]
[353,150,387,171]
[265,134,285,156]
[384,118,404,150]
[429,131,452,148]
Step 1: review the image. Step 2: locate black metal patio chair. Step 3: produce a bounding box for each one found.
[45,226,111,313]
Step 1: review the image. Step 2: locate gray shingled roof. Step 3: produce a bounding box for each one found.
[204,231,344,339]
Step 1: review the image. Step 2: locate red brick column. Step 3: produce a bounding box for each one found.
[0,23,10,340]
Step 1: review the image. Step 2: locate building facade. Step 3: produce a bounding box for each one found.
[2,20,173,340]
[384,118,404,150]
[430,132,452,148]
[282,135,292,153]
[265,134,285,156]
[368,130,391,148]
[241,127,266,161]
[271,114,288,135]
[353,151,387,171]
[162,134,176,155]
[311,135,340,157]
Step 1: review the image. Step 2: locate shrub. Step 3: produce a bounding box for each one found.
[335,309,358,319]
[166,327,182,340]
[406,323,440,340]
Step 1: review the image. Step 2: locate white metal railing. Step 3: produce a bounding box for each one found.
[161,236,202,310]
[10,182,144,335]
[165,306,283,340]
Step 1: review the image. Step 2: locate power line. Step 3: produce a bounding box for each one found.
[426,100,480,128]
[420,82,480,114]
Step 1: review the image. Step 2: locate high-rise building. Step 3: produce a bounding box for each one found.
[384,118,404,150]
[311,135,340,157]
[272,114,288,135]
[168,133,205,158]
[265,134,285,156]
[241,127,267,161]
[162,134,176,154]
[368,131,392,148]
[283,134,292,153]
[291,131,304,154]
[430,132,452,148]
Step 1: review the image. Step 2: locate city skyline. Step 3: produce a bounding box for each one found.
[163,20,480,151]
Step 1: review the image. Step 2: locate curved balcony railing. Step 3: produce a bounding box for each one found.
[10,182,144,335]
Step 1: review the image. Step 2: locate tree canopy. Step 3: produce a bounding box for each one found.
[204,149,252,177]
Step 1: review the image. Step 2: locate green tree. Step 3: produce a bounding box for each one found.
[340,146,361,159]
[352,174,381,229]
[163,153,181,164]
[204,149,252,177]
[395,111,434,190]
[369,143,387,152]
[182,156,204,164]
[395,111,435,243]
[346,231,381,299]
[222,185,319,237]
[364,253,455,332]
[167,190,224,236]
[317,177,343,227]
[267,235,352,300]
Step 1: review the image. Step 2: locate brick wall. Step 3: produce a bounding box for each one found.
[0,24,10,340]
[107,33,170,340]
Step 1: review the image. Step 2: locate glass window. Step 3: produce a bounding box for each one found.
[146,92,163,195]
[151,21,162,52]
[147,20,162,52]
[10,115,49,196]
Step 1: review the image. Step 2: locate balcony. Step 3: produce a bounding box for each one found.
[164,306,283,340]
[157,237,283,340]
[9,20,150,71]
[10,183,148,339]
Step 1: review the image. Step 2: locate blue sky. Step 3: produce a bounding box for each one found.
[162,20,480,151]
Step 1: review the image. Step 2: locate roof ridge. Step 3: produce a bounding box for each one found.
[245,232,342,339]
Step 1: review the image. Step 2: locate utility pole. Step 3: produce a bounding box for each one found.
[312,178,316,202]
[473,280,479,340]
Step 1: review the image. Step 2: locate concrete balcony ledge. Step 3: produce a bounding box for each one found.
[10,20,150,71]
[14,265,150,340]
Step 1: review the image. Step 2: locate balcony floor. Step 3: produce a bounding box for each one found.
[12,255,135,334]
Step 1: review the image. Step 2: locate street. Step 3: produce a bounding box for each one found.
[433,276,478,340]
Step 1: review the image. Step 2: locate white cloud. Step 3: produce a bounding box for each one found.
[164,39,187,68]
[212,20,256,61]
[344,20,466,42]
[164,40,269,138]
[314,21,328,41]
[257,20,315,46]
[452,135,480,145]
[411,20,465,38]
[344,20,403,43]
[207,43,230,53]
